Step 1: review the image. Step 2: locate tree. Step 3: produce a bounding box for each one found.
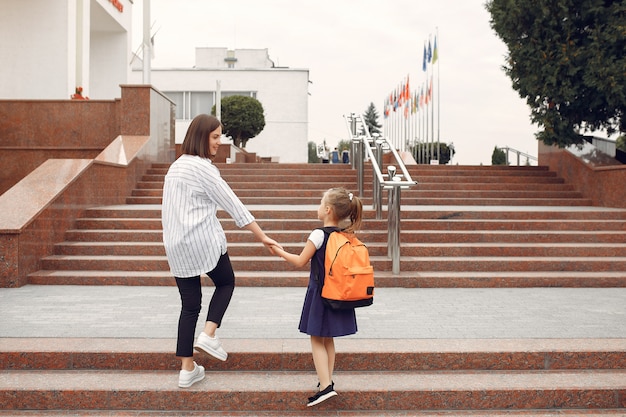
[361,102,382,137]
[411,142,455,165]
[485,0,626,148]
[492,146,507,165]
[212,95,265,148]
[617,134,626,152]
[308,141,320,163]
[337,139,351,152]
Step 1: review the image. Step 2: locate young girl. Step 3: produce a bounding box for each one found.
[272,187,363,407]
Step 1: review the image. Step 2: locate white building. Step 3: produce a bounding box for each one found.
[0,1,309,162]
[130,47,310,163]
[0,0,133,100]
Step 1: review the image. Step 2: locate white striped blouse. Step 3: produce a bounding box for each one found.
[161,154,255,277]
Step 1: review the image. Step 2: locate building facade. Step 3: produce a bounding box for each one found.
[130,47,310,163]
[0,0,133,100]
[0,1,309,162]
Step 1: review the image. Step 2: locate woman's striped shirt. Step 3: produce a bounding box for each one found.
[161,154,254,277]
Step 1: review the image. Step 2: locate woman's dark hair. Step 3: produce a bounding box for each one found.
[180,114,223,158]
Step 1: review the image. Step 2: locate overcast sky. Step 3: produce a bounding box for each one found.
[132,0,539,165]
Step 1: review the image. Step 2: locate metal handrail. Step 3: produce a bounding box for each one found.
[497,146,538,166]
[344,113,416,274]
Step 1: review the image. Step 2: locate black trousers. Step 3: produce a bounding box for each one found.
[175,252,235,357]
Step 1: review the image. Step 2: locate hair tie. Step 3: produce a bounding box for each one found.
[348,192,353,201]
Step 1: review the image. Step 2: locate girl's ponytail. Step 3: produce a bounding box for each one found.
[325,187,363,233]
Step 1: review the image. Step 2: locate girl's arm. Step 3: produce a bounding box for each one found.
[273,240,316,268]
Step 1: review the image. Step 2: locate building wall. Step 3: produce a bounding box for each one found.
[131,48,310,163]
[0,0,72,99]
[195,47,275,69]
[0,0,132,100]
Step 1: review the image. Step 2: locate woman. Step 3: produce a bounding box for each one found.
[161,114,279,388]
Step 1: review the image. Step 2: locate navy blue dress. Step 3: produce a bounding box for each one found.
[298,227,358,337]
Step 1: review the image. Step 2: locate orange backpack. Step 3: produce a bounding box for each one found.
[320,229,375,309]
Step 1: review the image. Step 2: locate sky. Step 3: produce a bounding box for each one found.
[131,0,540,165]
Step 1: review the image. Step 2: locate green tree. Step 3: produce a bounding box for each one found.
[337,139,351,152]
[361,102,382,137]
[212,95,265,148]
[485,0,626,148]
[411,142,455,165]
[308,141,320,163]
[492,146,507,165]
[617,134,626,152]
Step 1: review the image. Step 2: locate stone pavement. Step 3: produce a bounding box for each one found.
[1,285,625,340]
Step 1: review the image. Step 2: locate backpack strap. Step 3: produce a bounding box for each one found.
[312,226,341,282]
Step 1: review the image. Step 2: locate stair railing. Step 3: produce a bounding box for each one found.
[496,146,538,166]
[344,113,417,274]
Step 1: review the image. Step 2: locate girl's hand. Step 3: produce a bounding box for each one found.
[262,236,282,254]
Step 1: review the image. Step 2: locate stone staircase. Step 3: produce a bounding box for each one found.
[2,337,625,414]
[2,162,626,415]
[28,163,626,288]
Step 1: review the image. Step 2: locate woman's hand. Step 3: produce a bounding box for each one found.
[262,236,282,254]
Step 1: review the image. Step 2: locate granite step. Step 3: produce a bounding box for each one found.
[3,338,625,371]
[36,254,626,273]
[128,188,588,200]
[126,196,594,206]
[72,217,626,232]
[26,270,626,287]
[60,229,626,244]
[403,182,575,191]
[1,412,625,417]
[52,241,626,258]
[82,206,626,221]
[1,368,624,412]
[142,181,572,191]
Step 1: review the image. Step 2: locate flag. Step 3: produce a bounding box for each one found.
[427,39,432,63]
[432,36,438,64]
[422,42,427,72]
[405,75,410,102]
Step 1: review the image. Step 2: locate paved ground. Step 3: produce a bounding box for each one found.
[1,285,625,340]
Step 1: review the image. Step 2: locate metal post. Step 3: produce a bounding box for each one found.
[350,113,358,169]
[374,138,384,219]
[356,139,364,197]
[387,180,401,275]
[216,80,221,120]
[142,0,151,84]
[386,165,397,261]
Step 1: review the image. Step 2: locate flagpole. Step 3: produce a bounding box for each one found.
[435,27,441,161]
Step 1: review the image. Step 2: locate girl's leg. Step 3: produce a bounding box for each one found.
[175,276,202,370]
[323,337,336,383]
[204,252,236,334]
[310,336,333,390]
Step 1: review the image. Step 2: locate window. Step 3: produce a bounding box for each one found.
[163,91,257,120]
[164,92,184,119]
[190,92,213,118]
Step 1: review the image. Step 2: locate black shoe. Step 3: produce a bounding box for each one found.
[316,381,334,391]
[307,384,337,407]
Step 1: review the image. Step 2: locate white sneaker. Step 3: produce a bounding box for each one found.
[178,362,205,388]
[194,332,228,361]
